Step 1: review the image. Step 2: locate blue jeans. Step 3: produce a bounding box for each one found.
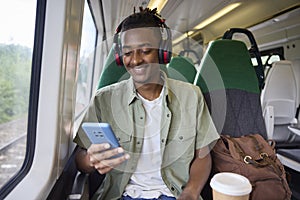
[121,195,176,200]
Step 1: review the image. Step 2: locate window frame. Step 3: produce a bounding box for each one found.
[0,0,46,198]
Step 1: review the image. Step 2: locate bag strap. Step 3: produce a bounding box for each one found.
[227,135,282,175]
[245,135,280,172]
[227,136,270,168]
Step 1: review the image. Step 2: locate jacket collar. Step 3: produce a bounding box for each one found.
[127,71,172,105]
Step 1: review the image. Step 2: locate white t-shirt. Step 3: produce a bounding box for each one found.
[123,88,174,198]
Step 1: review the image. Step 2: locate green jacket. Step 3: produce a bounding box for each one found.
[74,74,219,200]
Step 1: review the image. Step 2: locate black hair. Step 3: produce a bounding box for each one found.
[120,7,167,32]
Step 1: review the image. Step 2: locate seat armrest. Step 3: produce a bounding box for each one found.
[263,105,274,139]
[288,124,300,137]
[68,172,89,200]
[277,149,300,172]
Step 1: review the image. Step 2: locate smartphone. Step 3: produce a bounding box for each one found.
[81,122,121,148]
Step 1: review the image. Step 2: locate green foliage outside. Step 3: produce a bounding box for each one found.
[0,44,32,123]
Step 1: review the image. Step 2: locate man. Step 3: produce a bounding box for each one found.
[74,7,219,200]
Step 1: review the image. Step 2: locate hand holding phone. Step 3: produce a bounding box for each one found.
[82,122,120,148]
[82,122,124,159]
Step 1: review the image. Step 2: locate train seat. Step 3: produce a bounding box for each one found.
[277,149,300,172]
[167,55,197,83]
[261,60,300,143]
[195,39,267,138]
[97,45,130,89]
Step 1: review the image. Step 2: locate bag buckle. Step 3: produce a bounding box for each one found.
[260,152,268,159]
[244,155,252,164]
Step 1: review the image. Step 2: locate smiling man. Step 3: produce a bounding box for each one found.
[121,26,164,100]
[74,7,219,200]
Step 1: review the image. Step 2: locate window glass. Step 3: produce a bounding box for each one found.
[0,0,36,188]
[262,54,281,77]
[75,1,97,118]
[251,57,258,66]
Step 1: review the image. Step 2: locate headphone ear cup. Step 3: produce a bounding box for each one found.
[113,34,124,66]
[114,44,123,66]
[158,28,172,64]
[158,47,171,64]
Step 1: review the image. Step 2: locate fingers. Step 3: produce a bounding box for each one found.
[88,144,124,162]
[87,143,110,154]
[94,153,130,174]
[87,143,130,174]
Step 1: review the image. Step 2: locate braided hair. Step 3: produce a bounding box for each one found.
[120,7,167,33]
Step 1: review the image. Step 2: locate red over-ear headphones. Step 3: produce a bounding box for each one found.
[113,14,172,66]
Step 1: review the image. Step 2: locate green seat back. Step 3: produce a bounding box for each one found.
[195,39,266,138]
[196,40,259,94]
[167,56,197,83]
[97,46,129,89]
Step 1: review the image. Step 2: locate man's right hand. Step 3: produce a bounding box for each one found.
[87,143,130,174]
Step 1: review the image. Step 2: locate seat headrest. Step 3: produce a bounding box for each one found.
[97,45,129,89]
[196,39,260,94]
[167,56,197,83]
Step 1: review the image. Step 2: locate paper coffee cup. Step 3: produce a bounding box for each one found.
[210,172,252,200]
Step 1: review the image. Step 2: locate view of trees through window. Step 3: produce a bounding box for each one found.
[0,45,31,123]
[0,0,36,188]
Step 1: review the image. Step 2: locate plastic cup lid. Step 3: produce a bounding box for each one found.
[210,172,252,196]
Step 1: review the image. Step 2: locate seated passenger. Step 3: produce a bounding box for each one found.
[73,7,219,200]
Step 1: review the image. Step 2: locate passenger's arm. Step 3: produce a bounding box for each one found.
[75,144,130,174]
[178,146,212,200]
[75,147,95,174]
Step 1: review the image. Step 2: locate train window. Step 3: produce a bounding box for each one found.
[75,1,97,118]
[253,47,284,76]
[0,0,37,190]
[261,54,281,65]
